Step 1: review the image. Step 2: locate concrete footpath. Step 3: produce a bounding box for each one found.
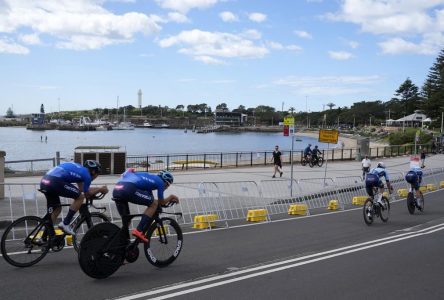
[4,153,444,185]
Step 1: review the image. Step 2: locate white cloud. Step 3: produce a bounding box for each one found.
[274,75,381,95]
[168,12,190,23]
[219,11,238,22]
[241,29,262,40]
[267,41,284,50]
[0,37,29,54]
[159,29,269,64]
[287,45,302,52]
[248,12,267,23]
[327,0,444,55]
[348,40,359,49]
[155,0,218,13]
[328,50,353,60]
[294,30,312,39]
[19,33,42,45]
[0,1,161,52]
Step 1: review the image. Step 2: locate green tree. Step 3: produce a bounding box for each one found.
[216,103,229,111]
[40,104,45,113]
[393,78,421,115]
[6,107,15,118]
[422,49,444,120]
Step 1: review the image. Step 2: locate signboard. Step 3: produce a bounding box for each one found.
[284,116,295,126]
[318,129,339,144]
[283,125,289,136]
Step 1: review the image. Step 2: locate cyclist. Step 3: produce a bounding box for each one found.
[405,165,423,204]
[365,162,393,206]
[39,160,108,235]
[112,169,179,242]
[303,144,312,161]
[311,145,322,164]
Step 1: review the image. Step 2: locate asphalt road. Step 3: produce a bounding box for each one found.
[1,190,444,300]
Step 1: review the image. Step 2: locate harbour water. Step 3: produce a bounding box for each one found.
[0,127,331,161]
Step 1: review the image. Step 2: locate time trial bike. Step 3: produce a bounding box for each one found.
[363,188,391,226]
[1,192,109,267]
[407,184,424,214]
[78,201,183,279]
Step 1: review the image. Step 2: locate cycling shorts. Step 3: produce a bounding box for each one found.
[405,171,421,190]
[365,174,384,197]
[40,175,81,211]
[112,182,154,208]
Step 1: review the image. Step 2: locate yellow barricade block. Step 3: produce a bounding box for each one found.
[397,189,408,197]
[327,200,339,210]
[66,235,73,246]
[383,192,389,198]
[440,181,444,189]
[246,209,268,222]
[288,204,308,215]
[419,186,427,193]
[193,214,219,229]
[427,184,437,191]
[153,225,170,236]
[352,196,368,205]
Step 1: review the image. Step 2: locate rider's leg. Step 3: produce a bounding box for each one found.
[138,200,158,232]
[62,193,85,225]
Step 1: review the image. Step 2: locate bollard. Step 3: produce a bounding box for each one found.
[0,150,5,199]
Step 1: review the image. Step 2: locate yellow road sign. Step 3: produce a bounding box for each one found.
[284,117,295,126]
[318,129,339,144]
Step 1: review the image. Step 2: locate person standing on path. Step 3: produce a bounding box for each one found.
[361,155,371,180]
[420,150,426,168]
[271,145,283,178]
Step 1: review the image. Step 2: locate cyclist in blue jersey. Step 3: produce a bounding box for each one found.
[39,160,108,235]
[304,144,312,161]
[365,162,393,205]
[112,169,179,242]
[405,166,423,201]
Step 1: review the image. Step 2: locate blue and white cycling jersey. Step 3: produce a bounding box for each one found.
[368,167,390,182]
[117,170,165,200]
[405,166,423,189]
[46,162,92,192]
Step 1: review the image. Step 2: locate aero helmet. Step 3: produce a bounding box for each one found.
[377,162,386,168]
[158,170,174,185]
[83,160,102,173]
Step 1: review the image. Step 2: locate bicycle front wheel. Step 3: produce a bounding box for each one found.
[317,157,324,167]
[379,196,390,222]
[1,216,51,267]
[363,198,374,226]
[144,217,183,267]
[418,192,425,212]
[407,192,415,215]
[72,212,110,252]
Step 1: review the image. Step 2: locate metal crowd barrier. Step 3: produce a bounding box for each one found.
[1,167,444,232]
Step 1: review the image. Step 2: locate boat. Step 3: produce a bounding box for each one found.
[112,121,135,130]
[143,122,152,127]
[160,123,170,128]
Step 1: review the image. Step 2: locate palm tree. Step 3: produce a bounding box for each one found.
[326,102,336,110]
[288,107,295,115]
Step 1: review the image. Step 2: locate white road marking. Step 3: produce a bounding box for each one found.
[114,222,444,300]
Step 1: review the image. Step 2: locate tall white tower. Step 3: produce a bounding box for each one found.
[138,89,142,109]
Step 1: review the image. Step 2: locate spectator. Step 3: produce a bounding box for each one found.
[361,155,371,180]
[271,145,283,178]
[420,150,426,168]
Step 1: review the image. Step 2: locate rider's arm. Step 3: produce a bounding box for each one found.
[159,195,179,206]
[86,185,109,197]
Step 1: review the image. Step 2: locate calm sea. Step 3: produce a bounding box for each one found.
[0,127,330,161]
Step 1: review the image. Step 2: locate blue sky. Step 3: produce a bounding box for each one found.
[1,0,443,115]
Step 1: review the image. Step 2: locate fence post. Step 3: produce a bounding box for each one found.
[186,154,189,170]
[341,148,344,160]
[236,152,238,167]
[0,150,4,199]
[167,155,170,170]
[220,153,223,168]
[204,154,207,169]
[56,151,60,166]
[146,156,149,172]
[377,147,379,158]
[264,152,267,165]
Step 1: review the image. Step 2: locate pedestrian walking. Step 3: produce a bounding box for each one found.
[361,155,371,180]
[271,145,283,178]
[420,150,426,168]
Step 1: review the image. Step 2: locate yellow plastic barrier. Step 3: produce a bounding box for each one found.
[427,184,437,191]
[397,189,408,197]
[440,181,444,189]
[288,204,308,215]
[327,200,339,210]
[246,209,268,222]
[352,196,368,205]
[66,235,73,246]
[419,186,427,193]
[382,192,389,198]
[193,214,219,229]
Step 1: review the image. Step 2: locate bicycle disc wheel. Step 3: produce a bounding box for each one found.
[72,212,110,252]
[317,157,324,167]
[379,197,390,222]
[407,192,415,215]
[144,218,183,268]
[78,222,123,279]
[363,199,374,226]
[1,216,51,267]
[417,192,425,212]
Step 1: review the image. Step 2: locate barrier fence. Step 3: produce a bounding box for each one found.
[1,167,444,234]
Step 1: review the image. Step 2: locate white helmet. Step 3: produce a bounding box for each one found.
[377,162,386,168]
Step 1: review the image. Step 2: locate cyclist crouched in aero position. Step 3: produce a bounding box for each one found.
[365,162,393,206]
[112,169,179,242]
[39,160,108,235]
[405,166,423,203]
